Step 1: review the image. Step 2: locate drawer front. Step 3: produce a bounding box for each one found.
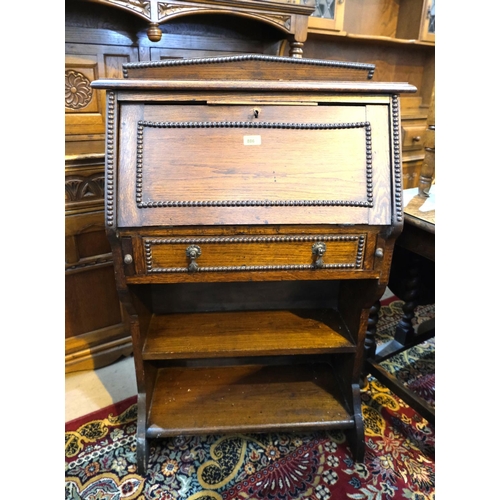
[115,99,394,228]
[143,234,367,274]
[402,123,426,151]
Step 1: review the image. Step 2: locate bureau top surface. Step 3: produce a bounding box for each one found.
[91,54,416,94]
[92,79,415,94]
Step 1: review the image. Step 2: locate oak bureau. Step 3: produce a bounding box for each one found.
[92,55,416,475]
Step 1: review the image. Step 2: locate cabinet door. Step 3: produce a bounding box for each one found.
[396,0,435,42]
[65,210,130,372]
[419,0,435,42]
[308,0,345,33]
[65,43,139,140]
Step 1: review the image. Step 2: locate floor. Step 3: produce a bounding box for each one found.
[65,354,137,422]
[65,288,395,423]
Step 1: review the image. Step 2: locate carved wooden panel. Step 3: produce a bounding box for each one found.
[65,44,140,138]
[134,15,286,61]
[65,157,106,213]
[84,0,314,45]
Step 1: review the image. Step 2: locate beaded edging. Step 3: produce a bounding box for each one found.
[144,234,366,273]
[391,95,403,222]
[105,92,116,227]
[122,54,375,79]
[135,120,374,209]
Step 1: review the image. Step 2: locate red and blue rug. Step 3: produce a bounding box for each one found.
[65,298,435,500]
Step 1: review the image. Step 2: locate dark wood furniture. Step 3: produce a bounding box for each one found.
[65,155,133,372]
[65,0,290,372]
[93,54,415,474]
[365,194,434,422]
[83,0,315,57]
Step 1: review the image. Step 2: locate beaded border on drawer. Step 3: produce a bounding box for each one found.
[144,235,365,273]
[134,120,373,209]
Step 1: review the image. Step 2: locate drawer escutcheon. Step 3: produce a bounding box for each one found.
[186,245,202,272]
[312,242,327,268]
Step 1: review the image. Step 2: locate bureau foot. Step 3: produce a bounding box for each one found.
[136,394,150,476]
[136,436,150,477]
[345,384,365,463]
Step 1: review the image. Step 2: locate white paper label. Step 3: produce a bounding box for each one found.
[243,135,261,146]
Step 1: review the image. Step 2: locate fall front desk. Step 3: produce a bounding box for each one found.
[92,55,415,475]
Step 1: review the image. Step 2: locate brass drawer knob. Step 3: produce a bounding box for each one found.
[123,254,133,265]
[186,245,202,272]
[375,247,384,258]
[312,242,326,268]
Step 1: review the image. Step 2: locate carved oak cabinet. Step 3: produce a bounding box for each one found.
[92,55,415,475]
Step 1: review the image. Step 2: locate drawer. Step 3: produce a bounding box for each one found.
[401,123,426,152]
[141,234,367,274]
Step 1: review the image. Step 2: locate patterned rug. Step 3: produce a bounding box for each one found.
[65,298,435,500]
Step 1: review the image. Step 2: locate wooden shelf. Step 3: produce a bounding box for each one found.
[343,32,434,46]
[308,30,434,48]
[143,309,356,360]
[147,363,354,437]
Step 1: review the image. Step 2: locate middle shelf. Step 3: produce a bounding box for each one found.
[143,308,356,360]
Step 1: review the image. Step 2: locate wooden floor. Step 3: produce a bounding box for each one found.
[65,355,137,422]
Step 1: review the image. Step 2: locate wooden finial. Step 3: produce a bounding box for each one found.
[147,23,162,42]
[288,41,304,58]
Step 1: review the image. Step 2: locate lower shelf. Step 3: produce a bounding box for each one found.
[146,362,354,438]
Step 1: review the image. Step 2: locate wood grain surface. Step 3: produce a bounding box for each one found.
[147,363,354,437]
[143,308,355,359]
